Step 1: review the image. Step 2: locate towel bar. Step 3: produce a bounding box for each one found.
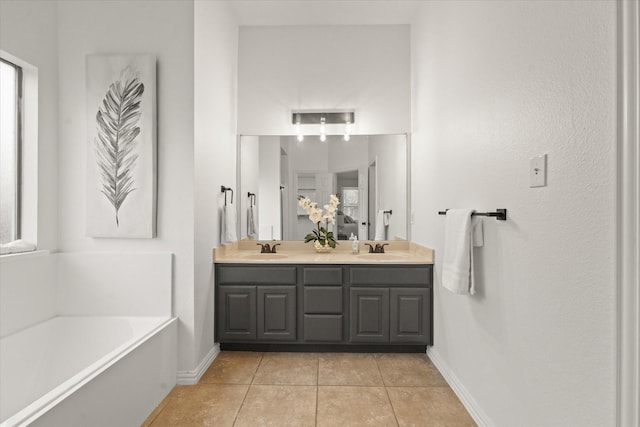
[438,208,507,221]
[221,186,234,205]
[247,192,256,206]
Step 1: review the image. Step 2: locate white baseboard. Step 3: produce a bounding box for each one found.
[176,343,220,385]
[427,347,493,427]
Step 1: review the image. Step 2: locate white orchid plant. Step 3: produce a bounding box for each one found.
[297,194,340,249]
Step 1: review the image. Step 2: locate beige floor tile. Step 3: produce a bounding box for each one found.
[141,352,466,427]
[318,353,384,386]
[141,385,185,426]
[317,386,398,427]
[375,353,447,387]
[199,351,263,384]
[253,352,318,385]
[233,384,317,427]
[387,387,477,427]
[149,384,248,427]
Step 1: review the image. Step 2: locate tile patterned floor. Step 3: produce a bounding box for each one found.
[142,351,476,427]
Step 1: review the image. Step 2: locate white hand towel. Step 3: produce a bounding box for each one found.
[442,209,476,295]
[223,204,238,243]
[247,205,257,237]
[472,217,484,247]
[374,210,386,240]
[383,211,390,226]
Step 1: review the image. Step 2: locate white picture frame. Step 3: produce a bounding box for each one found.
[86,54,157,238]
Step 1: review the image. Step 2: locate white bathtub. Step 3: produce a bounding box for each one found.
[0,316,177,427]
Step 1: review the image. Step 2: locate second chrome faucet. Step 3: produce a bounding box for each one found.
[257,243,281,253]
[364,243,389,253]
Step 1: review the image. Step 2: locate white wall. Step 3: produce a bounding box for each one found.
[238,25,410,135]
[411,1,616,426]
[0,252,55,338]
[193,0,238,371]
[0,0,58,251]
[0,251,172,338]
[55,0,196,372]
[56,252,172,317]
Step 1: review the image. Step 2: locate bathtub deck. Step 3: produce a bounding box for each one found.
[0,316,175,427]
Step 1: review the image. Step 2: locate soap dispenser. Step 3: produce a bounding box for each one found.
[349,233,359,254]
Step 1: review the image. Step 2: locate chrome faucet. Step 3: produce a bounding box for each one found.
[364,243,388,253]
[257,243,280,253]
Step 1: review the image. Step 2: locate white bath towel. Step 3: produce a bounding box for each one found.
[442,209,476,295]
[374,210,386,240]
[247,205,257,237]
[223,204,238,244]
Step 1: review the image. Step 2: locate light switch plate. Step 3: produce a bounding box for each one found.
[530,154,547,187]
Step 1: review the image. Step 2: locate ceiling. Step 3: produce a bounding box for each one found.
[227,0,424,26]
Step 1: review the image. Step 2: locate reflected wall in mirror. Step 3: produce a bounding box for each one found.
[239,134,408,241]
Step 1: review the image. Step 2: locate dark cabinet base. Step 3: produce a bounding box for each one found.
[221,343,428,353]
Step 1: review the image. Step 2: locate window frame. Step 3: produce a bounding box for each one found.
[1,57,24,243]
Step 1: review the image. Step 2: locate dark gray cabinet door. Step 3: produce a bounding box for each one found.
[257,286,296,341]
[390,288,429,343]
[218,286,256,341]
[349,287,389,342]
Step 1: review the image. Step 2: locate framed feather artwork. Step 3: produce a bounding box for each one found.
[86,54,157,238]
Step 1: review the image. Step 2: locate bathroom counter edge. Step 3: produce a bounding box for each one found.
[213,240,434,264]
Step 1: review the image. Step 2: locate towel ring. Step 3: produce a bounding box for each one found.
[221,186,234,205]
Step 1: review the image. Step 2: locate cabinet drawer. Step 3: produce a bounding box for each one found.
[304,286,342,314]
[303,267,342,285]
[350,266,432,287]
[304,315,343,342]
[217,266,297,285]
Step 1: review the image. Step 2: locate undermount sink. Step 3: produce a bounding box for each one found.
[242,253,289,260]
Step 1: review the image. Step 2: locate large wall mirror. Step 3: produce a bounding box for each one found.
[238,134,409,241]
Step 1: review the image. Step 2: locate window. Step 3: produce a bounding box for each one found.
[0,58,22,244]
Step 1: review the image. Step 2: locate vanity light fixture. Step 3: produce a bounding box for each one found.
[319,116,327,142]
[344,119,351,141]
[291,111,355,142]
[295,114,304,142]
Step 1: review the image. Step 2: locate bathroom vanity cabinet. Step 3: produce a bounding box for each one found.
[215,263,433,351]
[349,267,431,344]
[217,266,297,341]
